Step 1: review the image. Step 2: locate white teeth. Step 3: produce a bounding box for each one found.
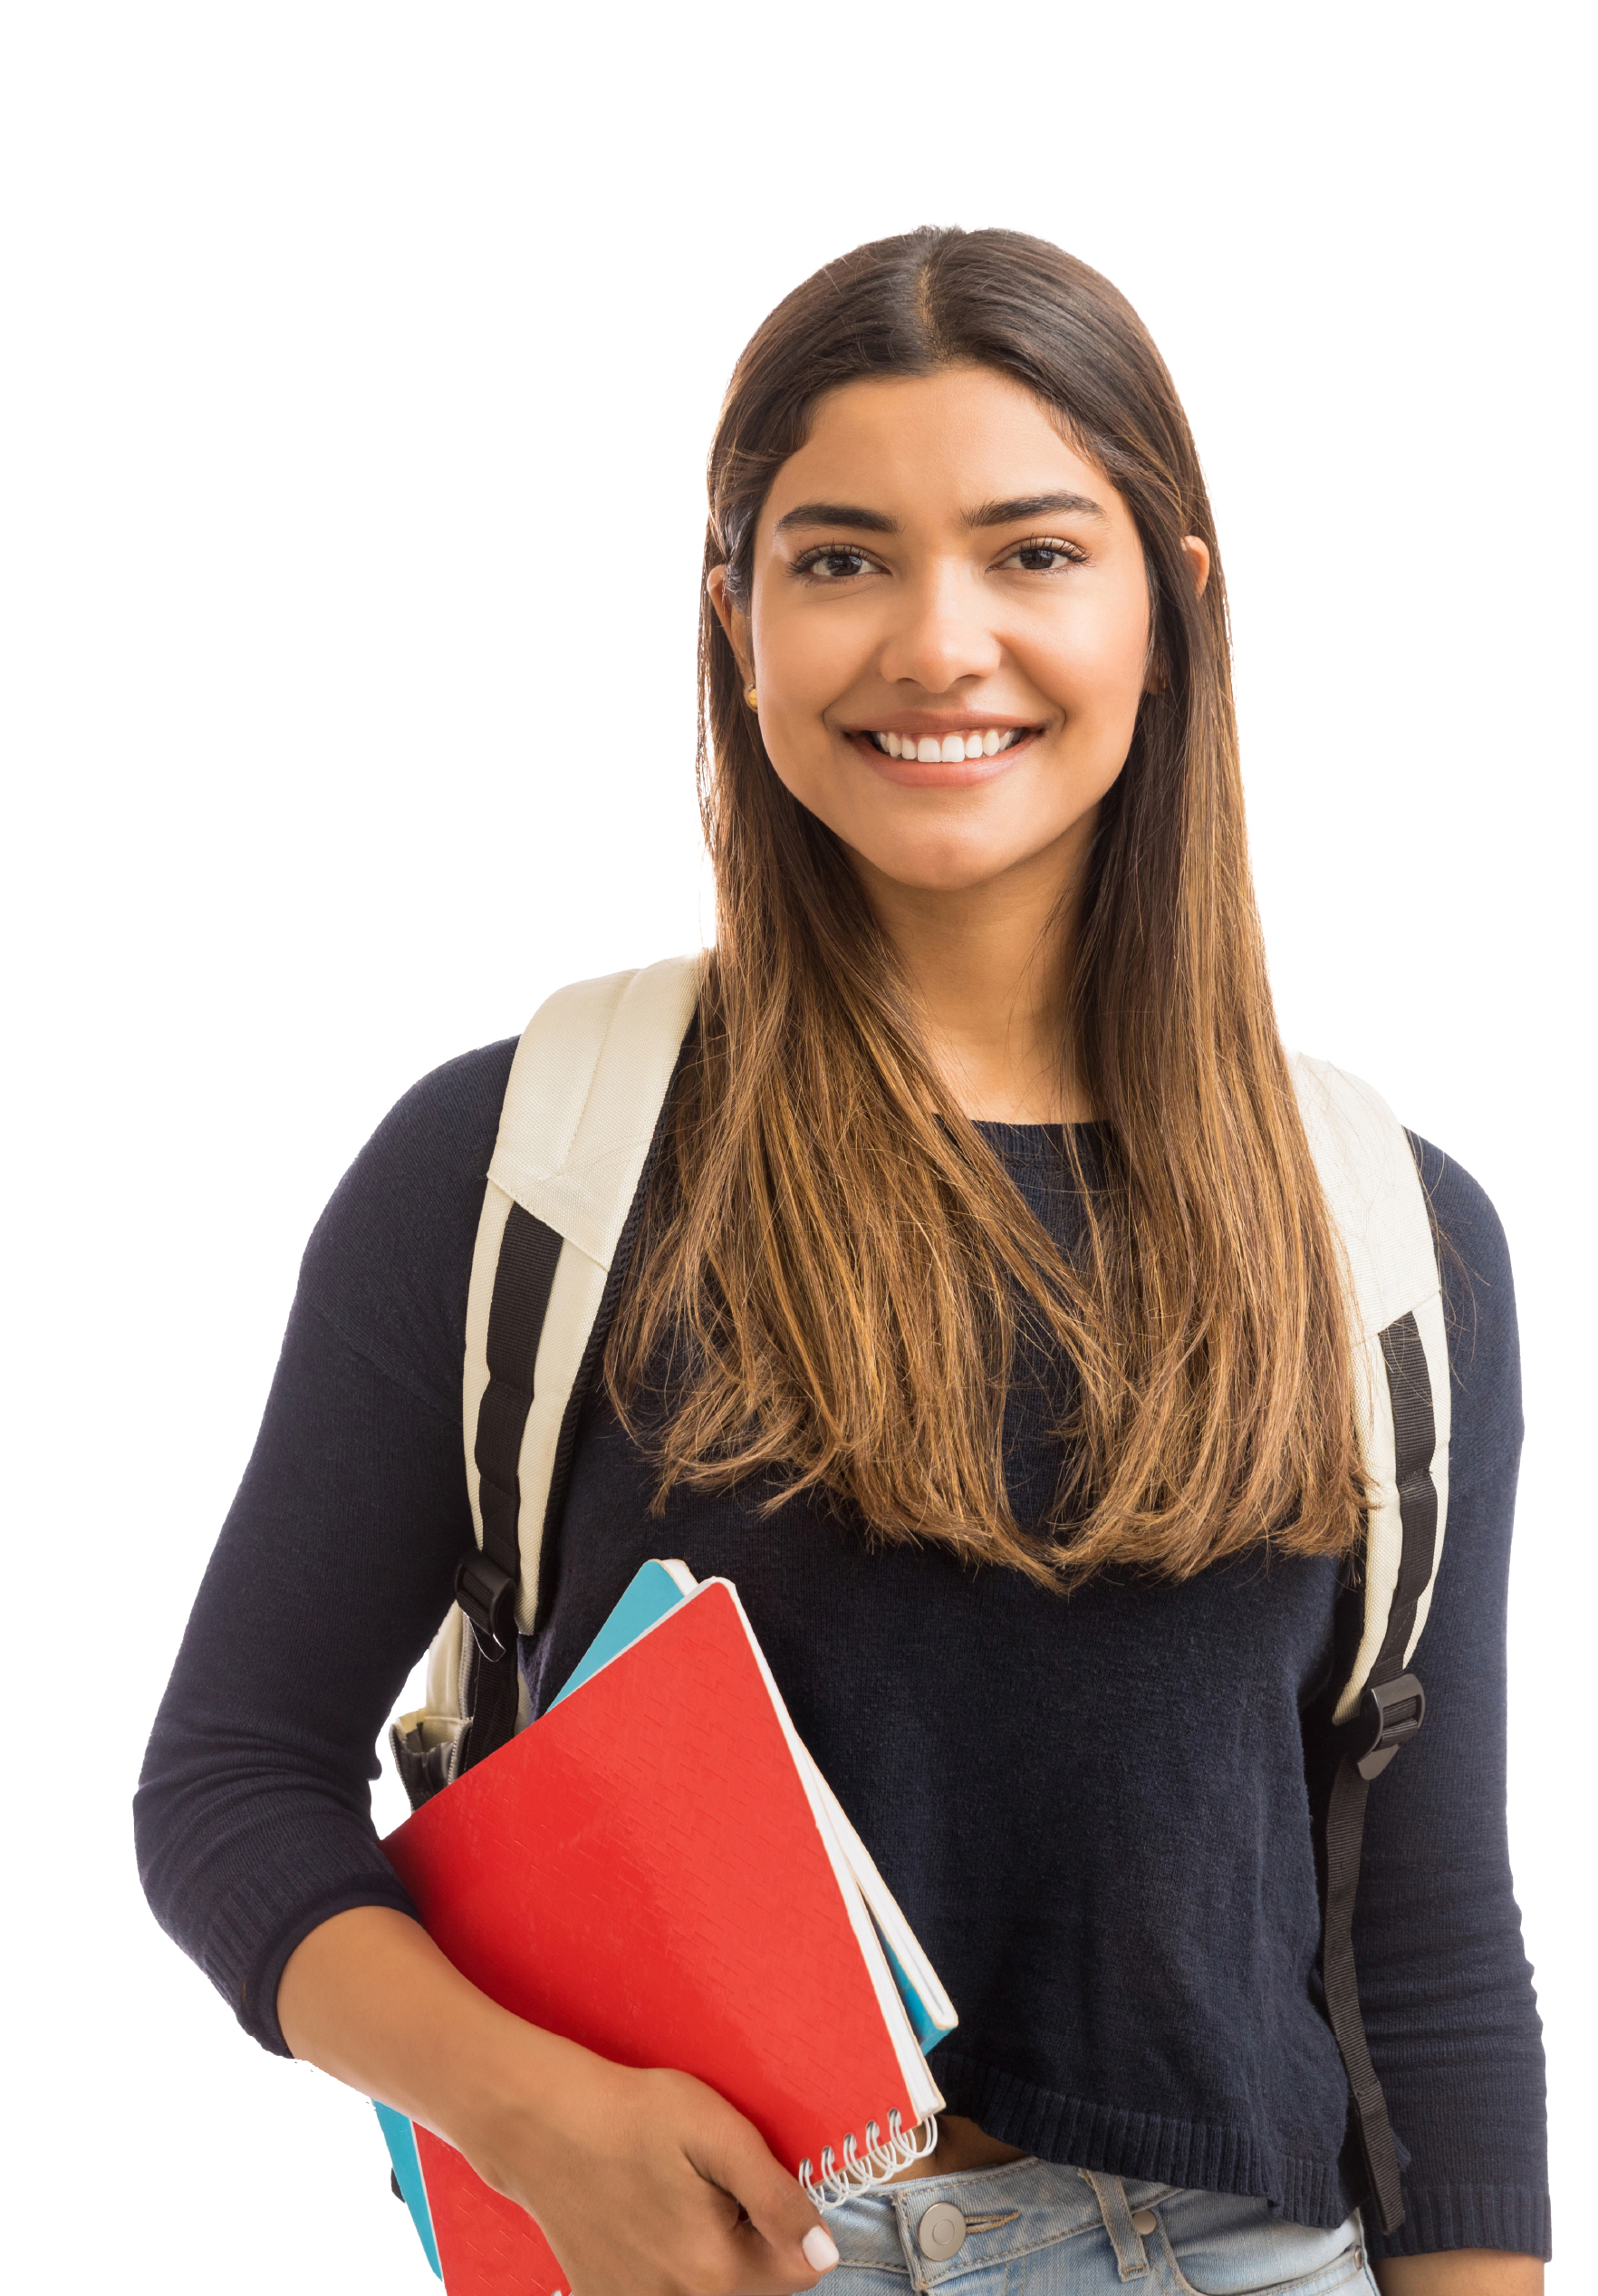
[868,727,1025,759]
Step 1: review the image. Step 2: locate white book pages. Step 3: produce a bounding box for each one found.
[801,1762,957,2040]
[702,1578,947,2135]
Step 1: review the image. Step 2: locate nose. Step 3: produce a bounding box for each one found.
[877,561,1002,694]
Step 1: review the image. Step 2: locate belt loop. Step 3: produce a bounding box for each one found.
[1081,2170,1150,2281]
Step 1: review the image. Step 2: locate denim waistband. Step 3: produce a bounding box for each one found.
[823,2156,1372,2296]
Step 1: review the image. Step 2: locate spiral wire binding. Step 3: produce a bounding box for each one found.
[798,2110,939,2207]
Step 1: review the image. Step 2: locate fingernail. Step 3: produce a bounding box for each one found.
[803,2225,840,2272]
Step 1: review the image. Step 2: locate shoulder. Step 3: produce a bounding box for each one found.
[296,1037,518,1408]
[1409,1134,1512,1302]
[1290,1054,1518,1404]
[317,1037,519,1227]
[1407,1134,1521,1436]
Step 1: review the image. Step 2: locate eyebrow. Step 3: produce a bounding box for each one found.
[773,489,1104,537]
[775,500,899,535]
[964,492,1104,526]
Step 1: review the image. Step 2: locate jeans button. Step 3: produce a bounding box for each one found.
[1130,2207,1159,2237]
[917,2202,967,2259]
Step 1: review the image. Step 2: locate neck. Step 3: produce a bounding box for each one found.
[851,817,1096,1124]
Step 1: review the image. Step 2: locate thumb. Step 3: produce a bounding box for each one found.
[689,2114,841,2281]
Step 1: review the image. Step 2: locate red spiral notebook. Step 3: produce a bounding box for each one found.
[377,1574,951,2295]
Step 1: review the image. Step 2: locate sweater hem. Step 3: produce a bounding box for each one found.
[932,2049,1355,2231]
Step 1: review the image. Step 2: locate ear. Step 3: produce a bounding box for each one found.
[1180,535,1211,597]
[706,564,754,684]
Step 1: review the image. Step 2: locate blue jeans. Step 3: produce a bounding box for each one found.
[824,2157,1378,2295]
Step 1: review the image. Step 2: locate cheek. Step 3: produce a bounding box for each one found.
[1035,586,1150,728]
[754,602,871,716]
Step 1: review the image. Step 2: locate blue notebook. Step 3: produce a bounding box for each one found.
[545,1558,699,1711]
[376,2098,443,2276]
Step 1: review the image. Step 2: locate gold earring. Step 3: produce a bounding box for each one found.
[744,684,758,710]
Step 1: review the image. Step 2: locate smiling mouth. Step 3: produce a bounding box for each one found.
[859,727,1035,763]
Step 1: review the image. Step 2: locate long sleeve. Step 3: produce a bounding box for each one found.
[134,1039,516,2053]
[1353,1139,1549,2259]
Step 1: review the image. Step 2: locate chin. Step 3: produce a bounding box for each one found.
[856,839,1032,895]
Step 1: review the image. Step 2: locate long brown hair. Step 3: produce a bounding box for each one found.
[605,225,1363,1586]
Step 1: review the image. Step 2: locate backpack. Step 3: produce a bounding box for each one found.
[390,954,1449,2236]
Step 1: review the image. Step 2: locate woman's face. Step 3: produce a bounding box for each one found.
[710,364,1204,900]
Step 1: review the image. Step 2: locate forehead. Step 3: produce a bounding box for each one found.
[761,365,1119,527]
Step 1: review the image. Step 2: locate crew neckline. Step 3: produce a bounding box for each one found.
[971,1119,1109,1170]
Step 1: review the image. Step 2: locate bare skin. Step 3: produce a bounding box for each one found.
[1372,2262,1544,2295]
[281,365,1541,2295]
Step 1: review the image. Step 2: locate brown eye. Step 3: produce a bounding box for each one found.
[1000,538,1086,573]
[800,546,871,580]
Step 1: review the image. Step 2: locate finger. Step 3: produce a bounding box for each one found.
[739,2213,842,2278]
[688,2116,839,2284]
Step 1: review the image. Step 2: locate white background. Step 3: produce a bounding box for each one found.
[3,3,1591,2288]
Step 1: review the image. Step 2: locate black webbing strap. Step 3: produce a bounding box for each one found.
[454,1204,563,1778]
[1324,1756,1404,2232]
[1372,1312,1439,1679]
[1321,1307,1439,2236]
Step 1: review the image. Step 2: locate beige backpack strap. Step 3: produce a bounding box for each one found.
[391,953,702,1801]
[466,952,704,1623]
[1290,1053,1450,1723]
[1289,1052,1451,2238]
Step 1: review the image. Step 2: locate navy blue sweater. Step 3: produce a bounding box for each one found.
[134,1041,1549,2262]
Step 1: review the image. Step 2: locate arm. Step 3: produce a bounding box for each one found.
[135,1044,835,2290]
[1375,2259,1541,2294]
[1352,1143,1549,2280]
[134,1045,519,2046]
[278,1907,835,2296]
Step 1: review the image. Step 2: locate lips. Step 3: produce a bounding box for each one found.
[845,721,1041,786]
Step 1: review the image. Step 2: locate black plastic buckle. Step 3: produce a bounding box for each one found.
[454,1550,518,1664]
[1348,1672,1425,1780]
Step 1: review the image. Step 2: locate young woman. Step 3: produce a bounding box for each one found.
[137,228,1548,2295]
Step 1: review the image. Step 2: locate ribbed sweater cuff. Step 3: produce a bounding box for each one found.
[200,1839,418,2057]
[1365,2182,1552,2262]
